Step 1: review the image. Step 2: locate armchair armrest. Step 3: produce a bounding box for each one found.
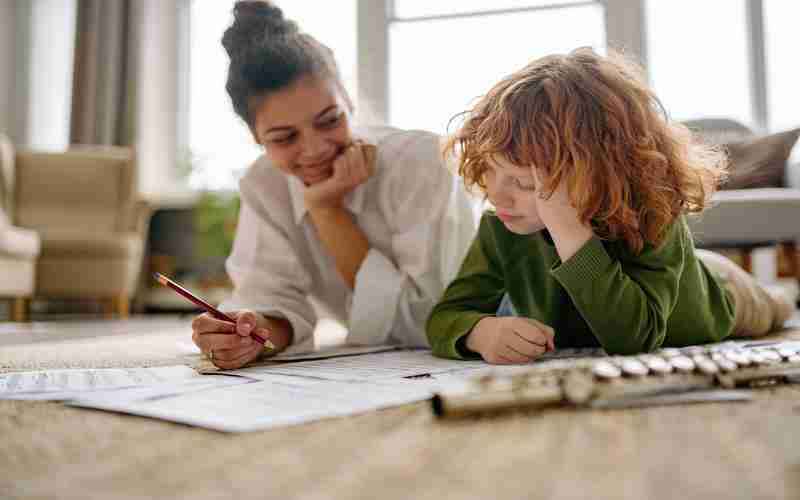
[129,199,153,236]
[0,225,40,258]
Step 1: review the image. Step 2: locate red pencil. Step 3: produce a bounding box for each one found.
[153,273,275,349]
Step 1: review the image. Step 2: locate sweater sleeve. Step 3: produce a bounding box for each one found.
[426,214,506,359]
[550,221,687,354]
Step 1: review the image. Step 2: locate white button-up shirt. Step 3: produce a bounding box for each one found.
[219,126,478,353]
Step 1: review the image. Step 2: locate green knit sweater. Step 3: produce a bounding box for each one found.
[426,213,736,359]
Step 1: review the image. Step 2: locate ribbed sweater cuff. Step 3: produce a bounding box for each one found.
[438,312,490,360]
[550,237,613,292]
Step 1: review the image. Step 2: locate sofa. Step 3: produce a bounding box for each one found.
[684,118,800,288]
[0,134,40,321]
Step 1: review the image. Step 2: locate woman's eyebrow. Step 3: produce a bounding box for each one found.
[263,125,294,135]
[263,105,339,135]
[313,105,338,121]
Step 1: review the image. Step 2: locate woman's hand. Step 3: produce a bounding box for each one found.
[191,310,272,370]
[532,168,594,261]
[303,142,376,211]
[465,316,555,364]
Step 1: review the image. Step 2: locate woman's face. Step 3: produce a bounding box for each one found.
[252,75,353,186]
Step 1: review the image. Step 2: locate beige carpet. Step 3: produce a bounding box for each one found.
[0,317,203,372]
[2,315,800,500]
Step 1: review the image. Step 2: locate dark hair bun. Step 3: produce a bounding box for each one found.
[222,1,299,58]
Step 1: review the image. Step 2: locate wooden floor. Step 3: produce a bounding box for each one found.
[1,313,800,500]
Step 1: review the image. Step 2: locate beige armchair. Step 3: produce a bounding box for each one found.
[2,136,151,319]
[0,134,40,321]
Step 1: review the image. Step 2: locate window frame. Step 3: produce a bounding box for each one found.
[357,0,773,133]
[177,0,779,191]
[357,0,647,126]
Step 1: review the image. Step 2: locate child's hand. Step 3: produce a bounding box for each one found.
[303,142,376,211]
[466,317,555,364]
[531,168,584,232]
[532,168,593,261]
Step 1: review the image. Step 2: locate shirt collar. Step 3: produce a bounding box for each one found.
[287,175,366,225]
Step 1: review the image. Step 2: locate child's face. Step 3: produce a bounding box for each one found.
[485,156,546,235]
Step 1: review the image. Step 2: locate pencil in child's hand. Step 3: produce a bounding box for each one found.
[153,273,275,349]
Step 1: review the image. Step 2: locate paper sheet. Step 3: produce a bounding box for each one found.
[178,340,401,363]
[227,349,488,381]
[71,374,439,432]
[0,365,201,400]
[227,347,607,381]
[72,374,255,404]
[61,348,608,432]
[269,344,402,362]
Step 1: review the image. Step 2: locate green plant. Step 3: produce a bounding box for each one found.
[194,191,240,259]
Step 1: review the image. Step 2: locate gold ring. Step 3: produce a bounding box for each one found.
[207,350,214,361]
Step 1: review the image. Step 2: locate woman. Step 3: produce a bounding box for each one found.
[191,0,476,369]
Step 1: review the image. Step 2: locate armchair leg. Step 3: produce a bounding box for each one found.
[116,294,130,319]
[106,294,130,319]
[10,298,29,322]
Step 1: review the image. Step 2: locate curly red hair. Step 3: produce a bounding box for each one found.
[445,47,727,254]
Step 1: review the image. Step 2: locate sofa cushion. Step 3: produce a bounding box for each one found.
[721,128,800,189]
[40,230,142,258]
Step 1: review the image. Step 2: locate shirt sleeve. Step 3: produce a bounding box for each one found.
[218,180,317,354]
[426,214,506,359]
[550,220,687,355]
[347,132,478,347]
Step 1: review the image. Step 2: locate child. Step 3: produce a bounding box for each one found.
[427,48,794,364]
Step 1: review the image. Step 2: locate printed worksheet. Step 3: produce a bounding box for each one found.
[178,341,401,362]
[65,349,614,432]
[226,347,607,381]
[227,349,487,381]
[71,374,440,432]
[269,344,402,362]
[71,374,256,403]
[0,365,201,400]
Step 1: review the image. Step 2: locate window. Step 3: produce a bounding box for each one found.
[187,0,355,190]
[646,0,752,127]
[388,2,605,134]
[764,1,800,132]
[393,0,589,19]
